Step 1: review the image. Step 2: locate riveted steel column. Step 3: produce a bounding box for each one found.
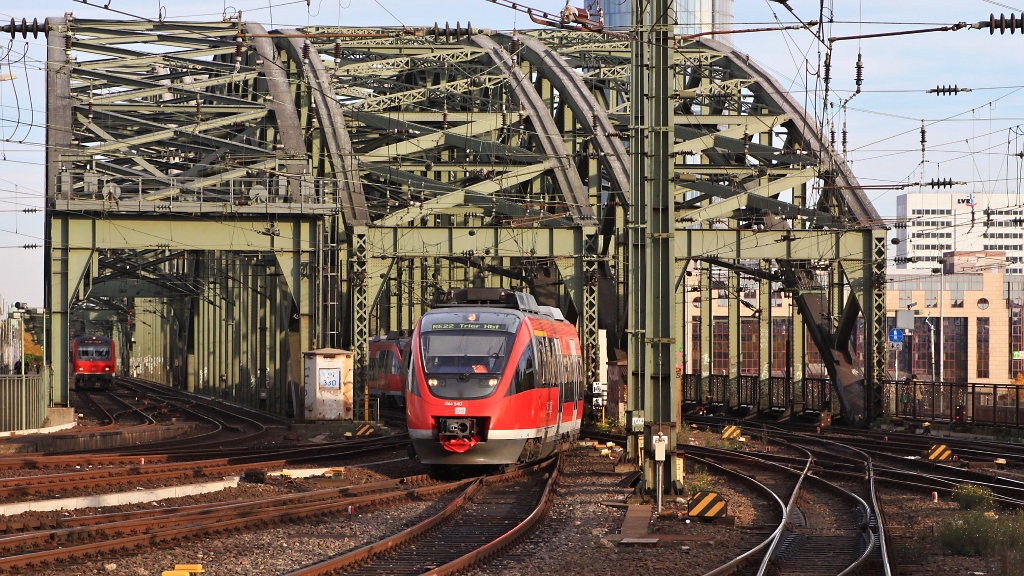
[792,298,806,412]
[759,274,771,414]
[700,262,713,402]
[628,0,679,490]
[728,271,739,411]
[870,230,888,420]
[45,17,73,406]
[350,228,369,420]
[583,252,600,388]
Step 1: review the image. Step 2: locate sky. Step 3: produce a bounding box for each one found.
[2,0,1024,305]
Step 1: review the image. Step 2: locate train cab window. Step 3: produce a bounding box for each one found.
[419,330,514,399]
[78,346,110,359]
[510,344,536,395]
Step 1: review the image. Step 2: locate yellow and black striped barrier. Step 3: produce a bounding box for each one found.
[162,565,204,576]
[356,424,376,436]
[721,425,740,440]
[687,491,728,519]
[926,444,953,461]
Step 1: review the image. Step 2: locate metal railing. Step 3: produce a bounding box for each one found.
[0,374,49,432]
[889,379,1024,428]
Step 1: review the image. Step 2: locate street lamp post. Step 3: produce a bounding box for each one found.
[931,259,947,416]
[11,303,26,380]
[938,259,945,384]
[930,260,947,384]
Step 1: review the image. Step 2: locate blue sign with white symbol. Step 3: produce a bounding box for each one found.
[888,328,904,343]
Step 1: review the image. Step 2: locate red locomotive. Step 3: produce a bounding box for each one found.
[405,288,584,468]
[71,335,116,390]
[368,334,411,408]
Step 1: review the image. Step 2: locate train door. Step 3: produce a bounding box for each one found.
[553,337,563,441]
[533,327,552,454]
[569,339,579,426]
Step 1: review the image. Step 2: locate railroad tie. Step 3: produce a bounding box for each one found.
[925,444,953,461]
[687,491,728,519]
[721,425,740,440]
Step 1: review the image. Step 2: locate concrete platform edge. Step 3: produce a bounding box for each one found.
[0,475,241,516]
[0,421,76,439]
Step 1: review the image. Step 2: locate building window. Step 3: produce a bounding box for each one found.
[913,317,936,380]
[944,317,967,382]
[1012,307,1024,380]
[978,297,989,310]
[712,319,728,375]
[740,319,759,376]
[977,317,990,379]
[806,332,824,378]
[772,318,791,377]
[690,317,701,373]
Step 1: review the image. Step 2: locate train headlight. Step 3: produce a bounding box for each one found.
[487,378,498,387]
[104,367,109,371]
[428,378,438,387]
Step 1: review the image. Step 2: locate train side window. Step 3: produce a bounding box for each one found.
[533,337,546,387]
[510,344,536,394]
[389,352,401,375]
[547,339,556,388]
[405,350,419,396]
[400,344,412,378]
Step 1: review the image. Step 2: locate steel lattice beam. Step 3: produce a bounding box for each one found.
[41,18,885,426]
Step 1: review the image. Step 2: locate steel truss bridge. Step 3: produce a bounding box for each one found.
[36,17,886,423]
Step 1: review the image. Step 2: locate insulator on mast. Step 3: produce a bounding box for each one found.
[234,35,243,72]
[927,85,971,95]
[920,121,927,162]
[854,52,863,93]
[987,12,1024,34]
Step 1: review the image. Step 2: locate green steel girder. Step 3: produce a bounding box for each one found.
[42,20,888,428]
[675,230,879,265]
[277,29,369,225]
[45,211,316,405]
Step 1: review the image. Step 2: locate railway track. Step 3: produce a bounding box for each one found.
[683,441,890,575]
[0,473,460,573]
[283,458,560,576]
[73,389,156,428]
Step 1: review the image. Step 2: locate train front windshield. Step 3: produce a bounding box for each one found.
[77,345,111,359]
[419,312,519,399]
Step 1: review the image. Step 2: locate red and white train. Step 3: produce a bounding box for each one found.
[71,335,116,389]
[405,288,584,468]
[368,334,411,408]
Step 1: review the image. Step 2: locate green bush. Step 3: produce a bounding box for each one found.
[686,464,715,496]
[936,512,996,556]
[952,483,995,511]
[937,511,1024,575]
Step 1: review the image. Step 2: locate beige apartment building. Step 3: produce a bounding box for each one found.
[670,251,1020,386]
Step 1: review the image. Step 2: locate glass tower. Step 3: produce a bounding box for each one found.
[600,0,734,45]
